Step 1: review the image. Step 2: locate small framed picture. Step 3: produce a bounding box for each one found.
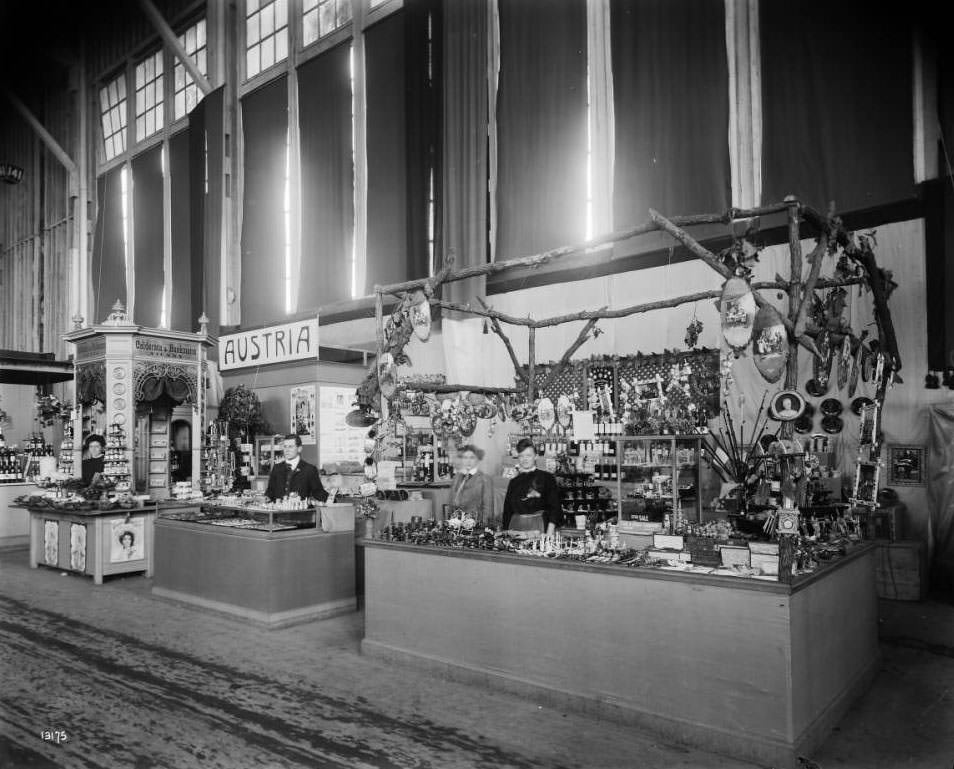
[149,448,166,460]
[150,436,168,448]
[859,403,880,446]
[887,444,926,486]
[149,461,167,474]
[852,461,880,505]
[150,420,168,435]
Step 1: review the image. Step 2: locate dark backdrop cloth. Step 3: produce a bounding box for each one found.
[169,128,193,331]
[760,0,914,212]
[495,0,586,261]
[364,4,436,292]
[131,146,164,327]
[442,0,488,306]
[929,405,954,598]
[923,177,954,370]
[189,87,224,336]
[298,42,354,309]
[240,78,288,327]
[611,0,730,226]
[91,166,127,323]
[405,0,442,278]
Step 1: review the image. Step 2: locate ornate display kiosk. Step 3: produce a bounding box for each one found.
[63,305,215,498]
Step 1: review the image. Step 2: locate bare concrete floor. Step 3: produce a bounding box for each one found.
[1,547,952,769]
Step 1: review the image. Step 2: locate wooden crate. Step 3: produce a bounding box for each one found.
[875,540,927,601]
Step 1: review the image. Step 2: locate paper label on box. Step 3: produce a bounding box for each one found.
[720,545,751,567]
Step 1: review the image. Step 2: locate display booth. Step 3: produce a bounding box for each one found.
[62,305,215,499]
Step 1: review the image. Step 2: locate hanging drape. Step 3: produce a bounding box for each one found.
[240,78,287,327]
[131,145,164,328]
[134,364,198,406]
[188,87,225,335]
[169,128,193,331]
[928,405,954,597]
[495,0,586,261]
[442,0,488,306]
[76,363,106,406]
[610,0,730,228]
[90,166,127,324]
[297,42,354,309]
[760,0,914,212]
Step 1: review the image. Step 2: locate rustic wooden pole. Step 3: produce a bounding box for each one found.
[477,297,527,382]
[432,298,535,326]
[649,208,822,359]
[800,205,901,370]
[527,327,536,403]
[540,316,602,390]
[376,203,796,296]
[780,201,804,441]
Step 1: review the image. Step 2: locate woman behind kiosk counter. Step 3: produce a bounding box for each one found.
[450,444,494,520]
[81,434,105,486]
[265,434,328,502]
[502,438,560,535]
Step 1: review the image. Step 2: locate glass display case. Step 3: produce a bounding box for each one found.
[616,436,702,523]
[556,435,703,526]
[159,502,317,532]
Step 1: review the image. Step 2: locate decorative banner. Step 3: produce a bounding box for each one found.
[110,517,145,563]
[219,319,319,370]
[409,291,432,341]
[752,305,789,383]
[720,277,757,351]
[290,385,317,445]
[70,523,87,572]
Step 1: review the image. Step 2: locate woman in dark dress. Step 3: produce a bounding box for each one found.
[501,438,561,536]
[81,434,105,486]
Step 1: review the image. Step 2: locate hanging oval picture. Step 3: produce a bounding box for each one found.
[719,277,757,352]
[751,305,789,383]
[409,290,432,341]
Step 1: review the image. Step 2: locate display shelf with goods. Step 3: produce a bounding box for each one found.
[58,423,75,476]
[102,424,131,492]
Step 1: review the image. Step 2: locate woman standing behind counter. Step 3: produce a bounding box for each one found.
[449,444,494,520]
[502,438,560,535]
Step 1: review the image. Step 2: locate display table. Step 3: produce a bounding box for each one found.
[153,510,356,628]
[0,483,40,549]
[22,503,157,584]
[362,541,879,769]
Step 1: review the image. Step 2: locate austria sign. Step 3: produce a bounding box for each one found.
[218,319,318,371]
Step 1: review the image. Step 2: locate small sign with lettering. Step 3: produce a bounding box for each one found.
[219,319,318,371]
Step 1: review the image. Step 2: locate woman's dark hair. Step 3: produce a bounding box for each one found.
[457,444,484,460]
[119,531,135,546]
[515,438,537,455]
[84,434,105,451]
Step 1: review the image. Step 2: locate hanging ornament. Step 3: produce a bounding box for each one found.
[409,290,432,341]
[847,339,866,398]
[684,312,704,349]
[556,394,573,430]
[536,397,556,433]
[377,352,397,399]
[837,335,853,390]
[719,277,757,352]
[751,305,789,384]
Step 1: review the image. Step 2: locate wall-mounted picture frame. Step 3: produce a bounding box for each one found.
[149,461,167,474]
[852,461,880,506]
[887,444,926,486]
[859,403,880,446]
[150,436,168,448]
[149,448,166,460]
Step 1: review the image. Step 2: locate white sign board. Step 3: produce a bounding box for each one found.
[218,319,319,370]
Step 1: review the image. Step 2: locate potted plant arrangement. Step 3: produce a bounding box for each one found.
[218,384,269,441]
[355,495,379,539]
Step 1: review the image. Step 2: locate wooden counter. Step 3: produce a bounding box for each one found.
[0,483,39,549]
[22,504,157,584]
[153,516,356,628]
[362,541,879,769]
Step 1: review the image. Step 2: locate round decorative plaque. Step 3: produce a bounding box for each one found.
[112,382,126,395]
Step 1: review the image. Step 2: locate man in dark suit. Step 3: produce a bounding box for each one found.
[265,434,328,502]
